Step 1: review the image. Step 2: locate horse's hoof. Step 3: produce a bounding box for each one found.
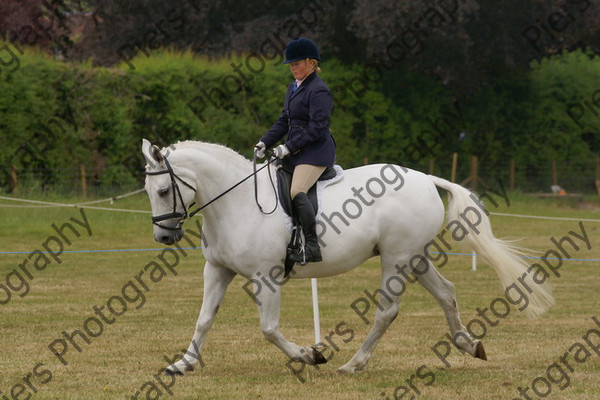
[165,368,184,376]
[312,346,328,365]
[337,365,355,375]
[475,341,487,361]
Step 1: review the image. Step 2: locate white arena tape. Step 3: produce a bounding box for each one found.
[0,189,150,214]
[0,203,150,213]
[2,192,600,222]
[490,212,600,223]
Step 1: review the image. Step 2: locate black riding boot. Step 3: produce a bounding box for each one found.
[289,192,322,264]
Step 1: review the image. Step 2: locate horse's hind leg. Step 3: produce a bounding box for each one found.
[165,261,236,375]
[338,255,403,374]
[416,258,487,360]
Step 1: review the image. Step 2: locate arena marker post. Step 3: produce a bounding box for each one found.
[311,278,321,343]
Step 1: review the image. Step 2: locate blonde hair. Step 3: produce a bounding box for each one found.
[308,58,321,73]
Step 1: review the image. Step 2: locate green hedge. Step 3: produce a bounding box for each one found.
[0,46,598,194]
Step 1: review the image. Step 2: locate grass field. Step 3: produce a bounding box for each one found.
[1,191,599,400]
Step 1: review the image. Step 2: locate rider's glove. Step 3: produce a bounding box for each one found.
[254,141,266,159]
[273,144,290,159]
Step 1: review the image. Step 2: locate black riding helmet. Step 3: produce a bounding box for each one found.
[283,38,321,64]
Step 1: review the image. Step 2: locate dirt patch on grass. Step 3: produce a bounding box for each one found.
[577,201,600,212]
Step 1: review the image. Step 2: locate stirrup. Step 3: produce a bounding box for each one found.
[289,246,322,265]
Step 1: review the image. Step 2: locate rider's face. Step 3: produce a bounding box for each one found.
[289,59,313,81]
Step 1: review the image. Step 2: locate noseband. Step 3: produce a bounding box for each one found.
[146,157,197,231]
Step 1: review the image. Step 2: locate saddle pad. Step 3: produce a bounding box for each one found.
[275,164,344,232]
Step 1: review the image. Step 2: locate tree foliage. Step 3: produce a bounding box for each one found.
[1,1,599,193]
[1,47,598,193]
[3,0,599,92]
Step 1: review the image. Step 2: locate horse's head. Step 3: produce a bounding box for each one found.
[142,139,197,245]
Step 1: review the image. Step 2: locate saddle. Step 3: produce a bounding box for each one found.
[275,158,337,218]
[275,158,337,277]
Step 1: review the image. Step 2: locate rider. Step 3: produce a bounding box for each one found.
[255,37,336,264]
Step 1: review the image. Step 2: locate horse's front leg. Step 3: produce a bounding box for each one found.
[255,279,327,366]
[166,261,236,375]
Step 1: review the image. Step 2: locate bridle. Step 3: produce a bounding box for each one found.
[145,149,277,231]
[146,157,197,231]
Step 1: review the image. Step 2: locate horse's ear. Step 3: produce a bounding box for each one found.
[141,139,163,167]
[151,145,164,162]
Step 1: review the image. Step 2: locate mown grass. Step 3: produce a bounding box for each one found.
[0,191,599,400]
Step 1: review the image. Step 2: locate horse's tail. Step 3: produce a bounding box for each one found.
[428,175,554,319]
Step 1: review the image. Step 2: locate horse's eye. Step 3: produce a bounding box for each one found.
[158,188,169,197]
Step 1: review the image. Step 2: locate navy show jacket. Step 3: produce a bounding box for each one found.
[260,71,336,167]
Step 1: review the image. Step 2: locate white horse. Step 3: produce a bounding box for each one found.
[141,139,553,376]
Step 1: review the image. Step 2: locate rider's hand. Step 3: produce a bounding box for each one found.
[273,144,290,159]
[254,141,266,158]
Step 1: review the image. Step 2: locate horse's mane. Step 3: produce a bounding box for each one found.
[166,140,252,170]
[170,140,249,161]
[169,140,241,155]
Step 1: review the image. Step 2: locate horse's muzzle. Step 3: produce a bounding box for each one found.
[154,228,184,245]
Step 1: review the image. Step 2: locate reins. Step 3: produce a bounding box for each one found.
[191,152,277,216]
[253,150,278,215]
[146,150,278,229]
